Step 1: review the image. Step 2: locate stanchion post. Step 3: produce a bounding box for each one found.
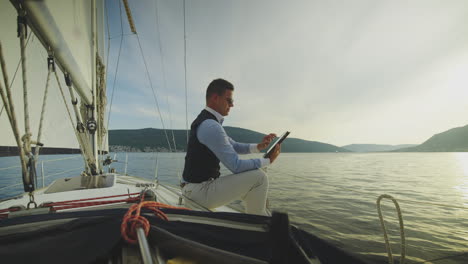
[41,161,45,188]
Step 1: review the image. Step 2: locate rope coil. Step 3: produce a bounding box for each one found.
[121,201,190,244]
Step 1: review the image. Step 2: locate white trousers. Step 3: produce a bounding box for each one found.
[182,169,269,215]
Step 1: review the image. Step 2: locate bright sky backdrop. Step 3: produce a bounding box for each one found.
[105,0,468,146]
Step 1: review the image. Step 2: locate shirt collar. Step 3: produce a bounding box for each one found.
[205,106,224,124]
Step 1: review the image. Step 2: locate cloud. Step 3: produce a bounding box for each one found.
[105,0,468,146]
[136,106,159,118]
[109,104,122,113]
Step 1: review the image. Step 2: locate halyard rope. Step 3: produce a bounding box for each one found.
[0,40,28,192]
[0,45,13,122]
[0,31,32,119]
[34,53,53,161]
[63,75,97,173]
[17,11,44,192]
[18,13,33,160]
[53,70,89,167]
[96,55,107,154]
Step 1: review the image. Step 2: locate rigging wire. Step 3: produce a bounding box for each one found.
[106,0,124,131]
[0,31,32,118]
[110,0,173,152]
[53,69,89,167]
[34,25,93,169]
[183,0,189,146]
[134,33,173,152]
[109,33,135,40]
[154,0,177,152]
[34,42,90,168]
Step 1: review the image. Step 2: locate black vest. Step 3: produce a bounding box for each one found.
[182,110,221,183]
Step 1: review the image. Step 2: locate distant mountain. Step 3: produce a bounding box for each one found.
[109,127,350,153]
[395,124,468,152]
[342,144,416,152]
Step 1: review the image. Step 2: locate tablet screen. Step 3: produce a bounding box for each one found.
[263,131,290,158]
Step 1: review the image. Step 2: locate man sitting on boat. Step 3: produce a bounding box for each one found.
[181,78,281,215]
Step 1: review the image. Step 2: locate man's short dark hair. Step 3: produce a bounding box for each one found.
[206,79,234,101]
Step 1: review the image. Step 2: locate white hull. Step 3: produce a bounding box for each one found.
[0,173,240,215]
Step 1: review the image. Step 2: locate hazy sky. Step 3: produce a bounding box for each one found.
[105,0,468,146]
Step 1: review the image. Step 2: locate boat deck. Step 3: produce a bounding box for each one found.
[0,173,240,215]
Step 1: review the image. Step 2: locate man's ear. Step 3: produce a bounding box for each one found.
[207,94,217,105]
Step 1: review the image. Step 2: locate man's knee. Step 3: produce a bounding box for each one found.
[251,169,268,185]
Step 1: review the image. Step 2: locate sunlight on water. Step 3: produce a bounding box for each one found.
[454,152,468,176]
[454,153,468,206]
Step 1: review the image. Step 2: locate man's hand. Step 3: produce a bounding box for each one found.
[269,144,281,163]
[257,133,277,151]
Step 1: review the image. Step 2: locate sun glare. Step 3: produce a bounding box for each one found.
[454,153,468,176]
[454,153,468,205]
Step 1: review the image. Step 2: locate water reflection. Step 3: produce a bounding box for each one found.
[1,152,467,263]
[454,153,468,205]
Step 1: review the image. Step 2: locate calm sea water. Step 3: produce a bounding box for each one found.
[1,152,467,263]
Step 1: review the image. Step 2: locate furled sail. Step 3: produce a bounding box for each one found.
[0,0,107,158]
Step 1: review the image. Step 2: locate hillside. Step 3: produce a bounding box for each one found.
[395,124,468,152]
[109,127,350,153]
[342,144,416,152]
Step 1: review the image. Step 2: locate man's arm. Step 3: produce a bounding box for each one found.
[228,137,259,154]
[228,133,277,154]
[197,120,270,173]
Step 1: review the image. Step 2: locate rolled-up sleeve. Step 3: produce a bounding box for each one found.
[197,120,270,173]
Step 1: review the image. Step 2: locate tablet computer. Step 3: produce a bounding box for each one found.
[263,131,290,158]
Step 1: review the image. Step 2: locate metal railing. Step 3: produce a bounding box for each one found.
[0,155,83,191]
[0,152,185,192]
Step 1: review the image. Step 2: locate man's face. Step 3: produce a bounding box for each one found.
[217,90,234,116]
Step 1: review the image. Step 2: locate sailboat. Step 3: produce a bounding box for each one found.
[0,1,371,263]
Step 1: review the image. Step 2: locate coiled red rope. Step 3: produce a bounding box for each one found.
[1,192,191,245]
[120,201,190,244]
